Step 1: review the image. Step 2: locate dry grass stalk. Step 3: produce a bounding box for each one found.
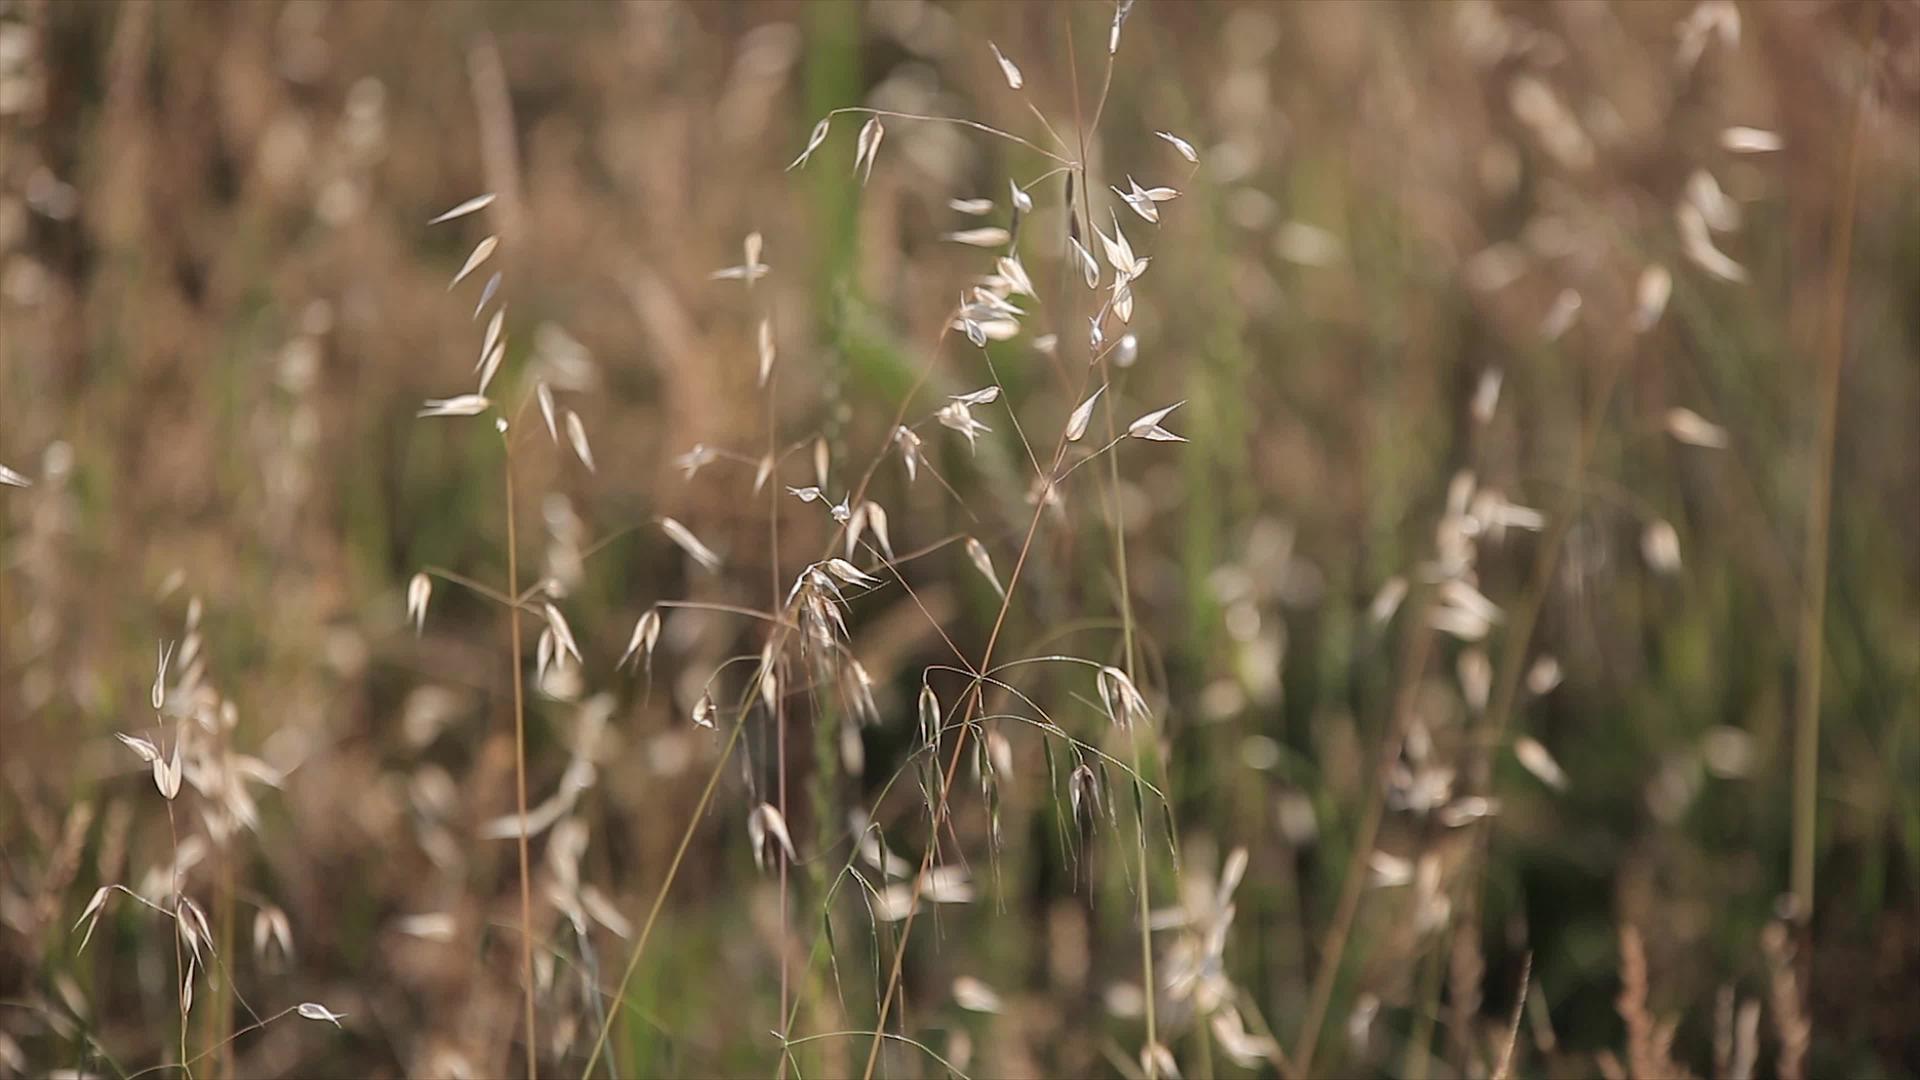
[1616,925,1691,1080]
[504,449,540,1080]
[1762,922,1811,1080]
[1791,0,1875,933]
[1489,952,1532,1080]
[8,4,1912,1077]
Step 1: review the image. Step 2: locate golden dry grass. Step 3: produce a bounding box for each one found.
[2,2,1917,1078]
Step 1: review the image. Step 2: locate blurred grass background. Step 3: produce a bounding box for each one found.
[2,1,1917,1077]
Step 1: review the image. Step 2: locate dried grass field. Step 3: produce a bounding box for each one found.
[1,1,1917,1078]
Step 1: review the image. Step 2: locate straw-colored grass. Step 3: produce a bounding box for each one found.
[2,3,1915,1078]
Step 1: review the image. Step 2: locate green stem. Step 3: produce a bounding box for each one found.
[1791,30,1866,925]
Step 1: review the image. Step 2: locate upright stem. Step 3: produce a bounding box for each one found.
[774,656,792,1079]
[770,349,793,1080]
[506,450,539,1079]
[166,801,192,1080]
[1127,727,1157,1061]
[585,707,752,1078]
[586,318,963,1080]
[214,765,235,1079]
[1292,606,1436,1077]
[1065,9,1160,1064]
[1791,34,1867,925]
[1095,150,1157,1080]
[775,690,791,1078]
[860,340,1104,1080]
[858,497,1054,1080]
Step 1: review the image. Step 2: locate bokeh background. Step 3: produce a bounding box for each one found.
[2,1,1917,1077]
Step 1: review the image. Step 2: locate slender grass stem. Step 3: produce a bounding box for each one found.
[122,1008,303,1080]
[165,801,191,1080]
[582,708,749,1078]
[824,107,1073,165]
[783,1030,971,1080]
[213,767,235,1080]
[857,487,1058,1080]
[584,315,964,1079]
[770,359,793,1080]
[1291,598,1435,1077]
[424,565,520,609]
[1065,12,1161,1070]
[1792,18,1868,930]
[505,447,539,1080]
[1096,187,1157,1080]
[859,310,1104,1080]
